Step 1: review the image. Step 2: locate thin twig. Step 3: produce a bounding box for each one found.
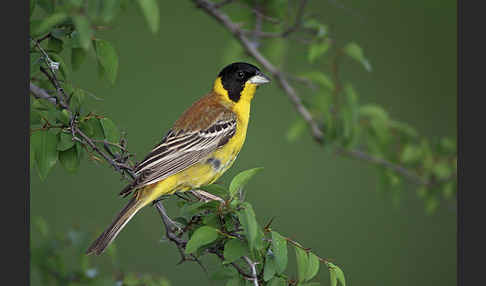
[239,0,309,39]
[251,3,263,48]
[235,1,281,24]
[190,0,455,187]
[30,82,58,105]
[31,38,69,109]
[243,256,259,286]
[192,0,324,143]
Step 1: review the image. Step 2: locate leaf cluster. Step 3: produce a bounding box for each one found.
[164,168,345,286]
[31,216,171,286]
[29,0,162,180]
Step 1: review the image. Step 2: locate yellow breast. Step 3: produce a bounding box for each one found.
[172,80,255,191]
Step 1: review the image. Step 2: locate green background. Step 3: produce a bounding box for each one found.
[31,0,457,285]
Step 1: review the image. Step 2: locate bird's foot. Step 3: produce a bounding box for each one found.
[154,200,184,235]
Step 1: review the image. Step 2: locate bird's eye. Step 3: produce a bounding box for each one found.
[237,71,245,79]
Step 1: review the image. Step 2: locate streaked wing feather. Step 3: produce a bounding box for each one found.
[119,116,236,197]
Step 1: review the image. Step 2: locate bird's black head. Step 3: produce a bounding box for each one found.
[216,62,270,102]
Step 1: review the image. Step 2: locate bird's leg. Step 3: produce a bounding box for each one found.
[153,198,184,235]
[190,189,224,202]
[174,191,193,202]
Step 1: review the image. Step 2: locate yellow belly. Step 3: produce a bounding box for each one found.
[147,117,249,199]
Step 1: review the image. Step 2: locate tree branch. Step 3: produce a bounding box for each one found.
[243,256,259,286]
[30,82,57,105]
[192,0,324,142]
[190,0,453,187]
[30,82,136,180]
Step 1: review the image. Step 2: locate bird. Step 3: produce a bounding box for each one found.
[86,62,271,255]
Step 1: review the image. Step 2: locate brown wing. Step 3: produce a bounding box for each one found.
[120,93,236,197]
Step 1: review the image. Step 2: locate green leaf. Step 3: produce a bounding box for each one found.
[36,0,54,13]
[123,273,140,286]
[360,105,388,121]
[93,39,119,85]
[439,137,456,153]
[47,37,63,53]
[224,239,249,264]
[137,0,160,33]
[295,247,309,282]
[226,277,245,286]
[308,40,330,63]
[300,71,334,90]
[100,117,121,152]
[327,262,346,286]
[33,216,48,237]
[286,118,306,143]
[210,265,238,280]
[268,277,287,286]
[31,131,58,180]
[31,13,68,37]
[330,267,337,286]
[71,48,87,71]
[400,144,422,164]
[306,253,320,281]
[300,283,321,286]
[185,226,219,254]
[237,202,259,251]
[263,254,277,281]
[432,162,452,179]
[341,84,359,144]
[30,109,42,125]
[70,88,85,111]
[59,147,80,173]
[80,118,105,139]
[202,213,221,229]
[271,231,288,274]
[100,0,121,23]
[73,16,93,50]
[229,167,263,198]
[54,109,71,125]
[75,141,84,160]
[443,181,456,199]
[389,120,418,140]
[30,52,41,77]
[425,196,439,214]
[254,226,266,252]
[180,201,208,217]
[57,133,75,151]
[343,42,372,72]
[360,104,390,148]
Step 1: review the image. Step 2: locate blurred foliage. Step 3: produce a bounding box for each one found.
[31,216,171,286]
[29,0,455,285]
[216,0,457,213]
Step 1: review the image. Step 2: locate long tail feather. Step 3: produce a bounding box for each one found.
[86,196,146,255]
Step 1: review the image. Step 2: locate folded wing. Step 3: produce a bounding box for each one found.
[119,113,237,197]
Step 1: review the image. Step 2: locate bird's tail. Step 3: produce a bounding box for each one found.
[86,194,149,256]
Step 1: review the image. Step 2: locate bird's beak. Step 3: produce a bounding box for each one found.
[249,72,271,85]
